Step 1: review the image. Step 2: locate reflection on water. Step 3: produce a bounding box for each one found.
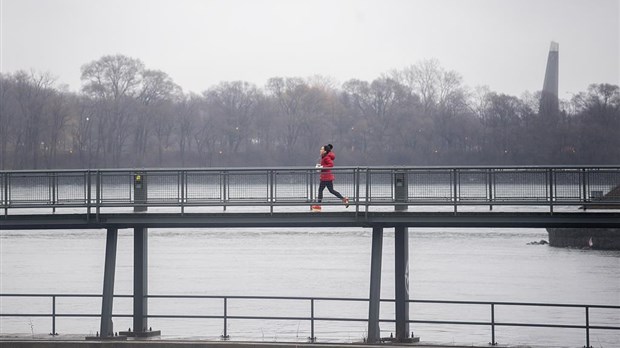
[1,227,619,347]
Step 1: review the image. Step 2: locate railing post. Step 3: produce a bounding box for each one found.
[581,168,587,209]
[222,171,227,212]
[269,170,274,214]
[96,171,101,221]
[394,169,407,211]
[549,168,555,214]
[355,167,360,214]
[365,168,370,217]
[453,169,458,214]
[3,172,8,216]
[50,295,57,336]
[585,306,591,348]
[133,171,147,213]
[309,298,316,342]
[86,171,91,220]
[180,170,185,215]
[51,172,57,214]
[221,297,230,340]
[488,168,494,211]
[490,303,496,345]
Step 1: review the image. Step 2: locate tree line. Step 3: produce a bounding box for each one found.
[1,54,618,170]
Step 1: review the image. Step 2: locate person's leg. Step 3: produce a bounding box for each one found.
[326,181,344,199]
[327,181,349,207]
[317,181,327,203]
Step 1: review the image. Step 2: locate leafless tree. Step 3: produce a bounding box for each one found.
[81,55,144,166]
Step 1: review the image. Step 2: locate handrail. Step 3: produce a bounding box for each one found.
[1,293,618,346]
[2,166,619,214]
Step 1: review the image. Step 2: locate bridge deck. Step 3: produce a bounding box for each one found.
[2,211,620,230]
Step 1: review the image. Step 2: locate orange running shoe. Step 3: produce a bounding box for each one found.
[311,205,322,212]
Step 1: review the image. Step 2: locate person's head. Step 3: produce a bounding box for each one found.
[321,144,333,155]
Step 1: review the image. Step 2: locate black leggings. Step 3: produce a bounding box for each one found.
[318,180,344,202]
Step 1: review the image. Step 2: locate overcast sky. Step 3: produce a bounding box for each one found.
[1,0,618,97]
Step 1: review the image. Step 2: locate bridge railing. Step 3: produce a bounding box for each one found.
[0,293,618,346]
[1,166,619,213]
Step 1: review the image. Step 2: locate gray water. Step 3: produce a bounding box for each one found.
[1,226,619,347]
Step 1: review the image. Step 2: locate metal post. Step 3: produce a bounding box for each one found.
[355,168,360,214]
[365,169,370,217]
[394,170,408,211]
[394,226,410,341]
[581,168,587,209]
[585,306,591,348]
[3,173,8,216]
[180,171,185,215]
[100,228,118,338]
[491,303,496,345]
[549,168,554,214]
[222,171,227,212]
[96,171,101,220]
[222,297,229,339]
[51,172,57,214]
[269,170,274,214]
[134,172,147,212]
[134,227,148,333]
[453,169,458,214]
[86,171,91,219]
[310,298,316,342]
[51,295,56,335]
[488,169,494,211]
[367,227,383,343]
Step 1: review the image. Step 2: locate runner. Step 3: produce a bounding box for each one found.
[311,144,349,211]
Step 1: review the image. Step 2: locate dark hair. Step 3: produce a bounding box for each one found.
[324,144,333,152]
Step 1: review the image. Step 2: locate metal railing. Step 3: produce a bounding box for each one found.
[1,293,618,347]
[1,166,620,214]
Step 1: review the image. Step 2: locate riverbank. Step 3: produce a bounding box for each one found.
[547,228,620,250]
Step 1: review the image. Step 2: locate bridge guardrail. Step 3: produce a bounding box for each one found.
[1,166,619,214]
[1,293,618,346]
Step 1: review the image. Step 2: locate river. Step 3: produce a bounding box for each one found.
[1,225,619,347]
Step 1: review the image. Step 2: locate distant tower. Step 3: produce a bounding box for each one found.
[540,41,559,116]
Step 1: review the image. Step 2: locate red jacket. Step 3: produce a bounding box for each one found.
[320,151,336,181]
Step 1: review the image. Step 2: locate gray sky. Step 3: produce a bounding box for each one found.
[1,0,618,97]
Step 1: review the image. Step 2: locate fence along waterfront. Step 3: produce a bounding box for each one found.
[1,166,620,213]
[1,293,618,347]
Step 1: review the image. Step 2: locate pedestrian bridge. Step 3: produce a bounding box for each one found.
[1,165,619,345]
[1,165,619,229]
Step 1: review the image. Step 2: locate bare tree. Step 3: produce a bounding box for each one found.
[9,71,56,168]
[81,55,144,166]
[266,77,311,154]
[0,74,16,169]
[204,81,262,154]
[134,69,181,164]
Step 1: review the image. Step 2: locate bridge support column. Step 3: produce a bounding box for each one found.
[394,226,417,342]
[101,228,118,337]
[86,228,126,340]
[134,227,149,333]
[119,228,160,338]
[367,227,383,343]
